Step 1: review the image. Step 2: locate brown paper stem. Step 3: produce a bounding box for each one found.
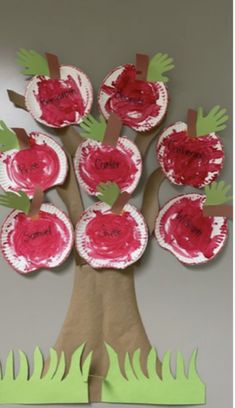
[45,53,61,79]
[111,192,131,214]
[28,186,44,218]
[103,113,123,147]
[141,167,166,234]
[7,90,27,110]
[11,127,30,150]
[187,109,197,137]
[203,204,233,219]
[136,53,149,81]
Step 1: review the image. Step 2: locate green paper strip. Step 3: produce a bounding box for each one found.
[0,344,92,404]
[97,182,120,206]
[204,181,232,206]
[80,114,106,142]
[0,121,19,152]
[101,344,206,405]
[0,191,30,214]
[147,52,174,83]
[196,106,229,136]
[17,48,50,76]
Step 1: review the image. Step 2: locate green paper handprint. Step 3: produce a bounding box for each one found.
[80,115,106,142]
[147,53,174,83]
[17,49,50,76]
[196,106,229,136]
[0,121,19,152]
[0,191,30,213]
[204,181,233,206]
[97,182,120,207]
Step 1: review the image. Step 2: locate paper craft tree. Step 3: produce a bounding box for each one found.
[0,50,232,405]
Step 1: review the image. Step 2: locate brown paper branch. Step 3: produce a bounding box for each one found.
[11,127,30,149]
[203,204,233,219]
[136,53,149,81]
[187,109,197,137]
[45,53,60,79]
[7,90,26,110]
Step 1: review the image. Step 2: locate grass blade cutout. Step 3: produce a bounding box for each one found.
[0,191,30,214]
[102,344,206,405]
[0,344,91,404]
[80,114,106,142]
[147,52,174,83]
[97,182,120,206]
[0,121,19,152]
[17,48,50,76]
[196,105,229,136]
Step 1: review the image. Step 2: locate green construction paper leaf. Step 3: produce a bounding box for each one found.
[0,191,30,214]
[147,52,174,83]
[17,48,50,76]
[0,121,19,152]
[196,106,229,136]
[0,344,91,404]
[80,114,106,142]
[101,344,206,405]
[97,181,120,206]
[204,181,233,206]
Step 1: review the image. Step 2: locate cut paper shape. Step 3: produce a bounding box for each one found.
[147,52,174,83]
[80,114,106,142]
[75,201,148,269]
[19,49,93,128]
[155,193,228,265]
[0,131,68,198]
[196,106,228,136]
[1,203,74,273]
[156,120,224,188]
[74,137,142,196]
[98,54,169,131]
[17,49,50,76]
[0,190,30,214]
[135,53,149,81]
[97,181,120,206]
[101,344,206,405]
[203,181,233,219]
[0,344,92,404]
[103,113,123,147]
[0,121,20,152]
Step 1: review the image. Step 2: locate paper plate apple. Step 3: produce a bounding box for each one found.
[155,181,232,265]
[17,49,93,128]
[0,122,68,198]
[75,182,148,269]
[0,188,74,273]
[98,53,174,132]
[157,106,228,188]
[74,114,142,195]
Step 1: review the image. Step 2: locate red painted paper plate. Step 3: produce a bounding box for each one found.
[156,122,224,188]
[75,201,148,269]
[98,64,168,132]
[74,137,142,195]
[25,65,93,128]
[155,193,228,265]
[0,132,68,198]
[1,204,74,274]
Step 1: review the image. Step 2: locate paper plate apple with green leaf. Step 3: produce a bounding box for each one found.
[157,106,228,188]
[75,182,148,269]
[98,53,174,132]
[16,49,93,128]
[0,188,74,273]
[155,181,232,265]
[0,121,68,198]
[74,113,142,195]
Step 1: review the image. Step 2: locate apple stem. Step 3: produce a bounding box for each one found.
[136,53,149,81]
[187,109,197,137]
[11,127,30,150]
[45,53,60,79]
[203,204,233,219]
[102,113,123,147]
[111,191,131,214]
[28,186,44,218]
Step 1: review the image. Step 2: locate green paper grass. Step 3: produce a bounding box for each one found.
[0,344,92,404]
[102,344,206,405]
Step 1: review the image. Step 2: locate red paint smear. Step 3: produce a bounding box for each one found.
[158,196,227,261]
[85,211,141,262]
[4,137,60,195]
[35,75,85,126]
[101,65,160,128]
[78,143,139,193]
[157,130,224,187]
[7,211,70,271]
